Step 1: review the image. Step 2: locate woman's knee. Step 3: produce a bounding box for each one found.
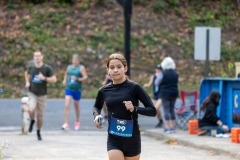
[108,150,124,160]
[170,111,176,120]
[164,114,170,120]
[170,114,176,120]
[163,108,170,120]
[74,100,79,105]
[125,154,140,160]
[65,96,72,106]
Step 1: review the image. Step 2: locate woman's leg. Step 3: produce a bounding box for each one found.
[199,126,213,136]
[155,99,162,121]
[162,99,170,129]
[108,150,125,160]
[169,98,177,129]
[216,126,226,134]
[200,126,226,135]
[154,99,163,127]
[125,155,140,160]
[64,96,72,124]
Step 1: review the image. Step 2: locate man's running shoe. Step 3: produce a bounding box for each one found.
[74,121,80,131]
[37,130,42,141]
[29,119,35,132]
[61,123,70,130]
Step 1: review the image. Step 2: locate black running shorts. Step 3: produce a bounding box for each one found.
[107,138,141,157]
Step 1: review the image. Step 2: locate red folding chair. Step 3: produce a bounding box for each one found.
[175,90,198,130]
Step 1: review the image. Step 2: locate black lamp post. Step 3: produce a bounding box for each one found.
[116,0,132,77]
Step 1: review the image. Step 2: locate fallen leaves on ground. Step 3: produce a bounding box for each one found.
[164,138,178,145]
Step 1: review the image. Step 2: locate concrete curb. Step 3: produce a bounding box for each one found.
[143,130,240,159]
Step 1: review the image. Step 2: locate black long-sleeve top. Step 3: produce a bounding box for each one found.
[92,80,156,143]
[199,101,220,128]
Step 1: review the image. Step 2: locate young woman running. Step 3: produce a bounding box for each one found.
[92,53,156,160]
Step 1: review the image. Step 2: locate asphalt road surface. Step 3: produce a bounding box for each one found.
[0,131,238,160]
[0,99,238,160]
[0,99,160,131]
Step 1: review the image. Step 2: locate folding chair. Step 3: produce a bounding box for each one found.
[175,90,198,130]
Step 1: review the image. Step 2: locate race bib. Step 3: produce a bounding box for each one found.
[109,117,133,137]
[32,75,42,83]
[69,79,77,84]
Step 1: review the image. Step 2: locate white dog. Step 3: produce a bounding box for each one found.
[21,97,30,134]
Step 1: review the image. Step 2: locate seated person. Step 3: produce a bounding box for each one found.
[198,90,229,136]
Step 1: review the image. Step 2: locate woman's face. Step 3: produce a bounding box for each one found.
[72,57,79,66]
[107,59,127,83]
[155,68,161,74]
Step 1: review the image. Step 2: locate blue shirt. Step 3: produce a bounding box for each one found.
[154,72,163,86]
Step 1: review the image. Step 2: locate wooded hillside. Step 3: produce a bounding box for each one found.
[0,0,240,98]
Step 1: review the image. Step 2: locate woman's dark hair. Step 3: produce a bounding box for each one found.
[106,53,127,68]
[106,53,130,80]
[200,90,221,110]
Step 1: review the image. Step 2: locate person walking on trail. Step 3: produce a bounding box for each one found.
[198,90,229,136]
[26,51,57,141]
[101,73,113,124]
[62,54,88,131]
[155,57,179,134]
[92,53,156,160]
[144,64,163,128]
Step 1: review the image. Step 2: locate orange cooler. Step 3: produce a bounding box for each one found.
[231,128,240,143]
[188,120,200,134]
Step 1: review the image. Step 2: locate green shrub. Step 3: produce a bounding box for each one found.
[151,0,180,12]
[151,0,168,12]
[168,0,179,7]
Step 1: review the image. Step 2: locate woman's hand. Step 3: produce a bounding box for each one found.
[94,115,103,129]
[123,101,135,112]
[25,82,30,88]
[222,125,229,132]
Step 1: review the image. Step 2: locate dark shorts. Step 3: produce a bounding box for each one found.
[107,138,141,157]
[153,93,160,100]
[65,89,81,101]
